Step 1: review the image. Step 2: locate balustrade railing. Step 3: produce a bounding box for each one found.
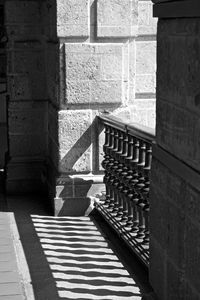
[95,114,155,266]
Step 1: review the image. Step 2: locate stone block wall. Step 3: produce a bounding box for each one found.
[4,0,157,208]
[133,0,157,128]
[53,0,157,215]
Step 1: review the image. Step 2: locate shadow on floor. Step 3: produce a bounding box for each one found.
[1,193,153,300]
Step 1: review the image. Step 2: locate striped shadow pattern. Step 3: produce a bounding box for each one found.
[31,215,142,299]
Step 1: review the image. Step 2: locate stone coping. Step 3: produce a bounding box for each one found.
[153,0,200,18]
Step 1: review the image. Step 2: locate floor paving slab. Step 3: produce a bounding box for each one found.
[0,296,24,300]
[0,282,23,296]
[0,271,21,283]
[0,193,154,300]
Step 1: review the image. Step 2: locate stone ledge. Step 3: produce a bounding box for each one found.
[153,0,200,18]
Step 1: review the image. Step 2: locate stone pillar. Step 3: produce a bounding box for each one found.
[53,0,140,215]
[150,0,200,299]
[5,0,51,193]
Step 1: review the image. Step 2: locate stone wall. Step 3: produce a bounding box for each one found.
[149,2,200,299]
[54,0,157,215]
[134,0,157,128]
[4,0,157,210]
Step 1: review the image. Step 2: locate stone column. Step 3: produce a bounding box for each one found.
[150,0,200,299]
[53,0,140,215]
[5,0,50,193]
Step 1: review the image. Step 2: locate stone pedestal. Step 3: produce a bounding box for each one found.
[150,1,200,299]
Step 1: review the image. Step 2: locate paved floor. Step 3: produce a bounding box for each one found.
[0,192,153,300]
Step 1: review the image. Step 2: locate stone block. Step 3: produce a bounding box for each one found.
[136,41,157,74]
[13,44,45,74]
[5,1,41,25]
[138,1,157,36]
[156,99,200,172]
[6,24,42,40]
[64,43,123,105]
[57,0,89,37]
[157,19,200,116]
[9,134,47,157]
[8,102,48,135]
[129,99,156,128]
[7,43,47,100]
[97,0,138,37]
[58,110,92,173]
[8,74,47,101]
[136,74,156,94]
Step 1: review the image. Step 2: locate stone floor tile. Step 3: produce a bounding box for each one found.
[0,245,15,253]
[0,252,13,261]
[0,296,24,300]
[0,283,23,296]
[0,272,20,283]
[0,260,18,272]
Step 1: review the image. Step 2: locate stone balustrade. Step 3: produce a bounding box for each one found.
[95,114,155,266]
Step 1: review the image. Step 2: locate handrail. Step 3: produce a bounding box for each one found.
[98,113,155,142]
[98,114,127,132]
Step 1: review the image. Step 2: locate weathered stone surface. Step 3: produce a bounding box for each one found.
[58,110,92,173]
[97,0,138,37]
[0,93,6,123]
[5,1,41,24]
[135,41,156,95]
[150,152,200,299]
[45,43,59,104]
[138,1,157,36]
[57,0,89,37]
[136,74,156,94]
[0,126,7,168]
[157,19,200,115]
[149,238,167,300]
[64,43,123,105]
[136,41,156,74]
[8,43,47,101]
[129,99,156,128]
[5,1,42,40]
[8,102,48,135]
[156,99,200,172]
[184,219,200,293]
[9,134,47,157]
